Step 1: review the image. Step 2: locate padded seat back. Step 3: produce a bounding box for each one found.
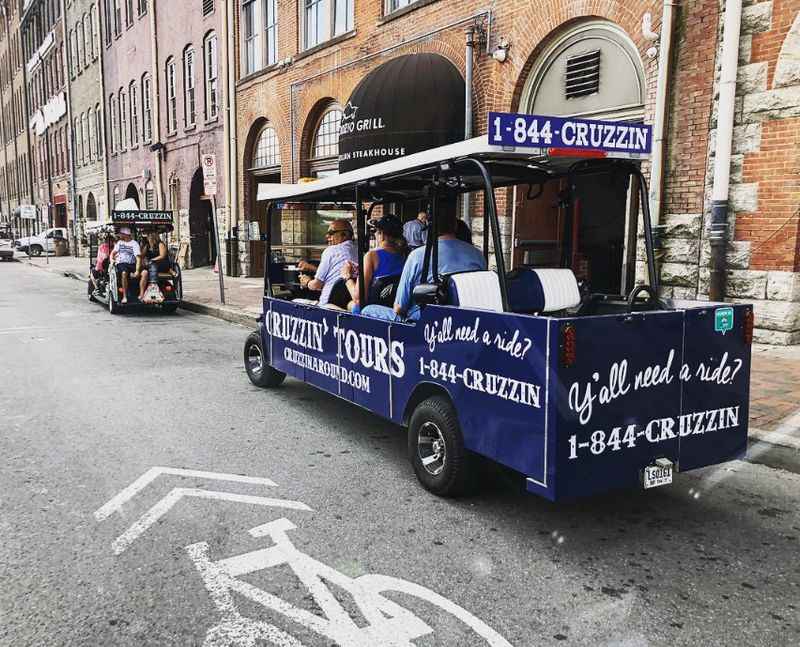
[507,268,581,313]
[447,271,504,312]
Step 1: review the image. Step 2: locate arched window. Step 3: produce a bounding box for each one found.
[312,108,341,156]
[203,32,218,120]
[90,5,99,58]
[95,104,103,158]
[88,106,96,159]
[141,74,153,142]
[83,13,92,63]
[165,57,177,133]
[251,124,280,170]
[86,192,98,221]
[81,112,88,164]
[129,80,139,146]
[67,29,75,77]
[79,16,87,67]
[118,87,127,150]
[183,46,196,127]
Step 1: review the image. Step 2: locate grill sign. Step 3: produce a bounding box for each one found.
[488,112,652,155]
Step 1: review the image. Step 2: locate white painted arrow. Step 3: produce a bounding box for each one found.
[94,467,313,555]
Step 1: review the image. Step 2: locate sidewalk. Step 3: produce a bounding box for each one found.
[15,253,800,471]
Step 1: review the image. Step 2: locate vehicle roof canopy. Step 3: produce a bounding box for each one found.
[256,135,647,205]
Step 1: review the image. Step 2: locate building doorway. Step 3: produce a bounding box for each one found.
[125,183,140,207]
[247,122,282,277]
[86,193,97,221]
[189,167,215,268]
[513,20,645,296]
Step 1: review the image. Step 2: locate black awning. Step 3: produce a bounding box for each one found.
[338,53,465,174]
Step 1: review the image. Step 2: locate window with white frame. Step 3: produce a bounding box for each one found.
[385,0,417,14]
[78,18,86,68]
[81,112,88,163]
[204,33,218,120]
[138,0,147,16]
[166,58,177,133]
[125,0,133,26]
[265,0,277,66]
[129,81,139,146]
[90,4,99,56]
[88,107,96,159]
[104,0,112,44]
[184,47,196,127]
[309,107,341,175]
[95,104,103,157]
[119,88,127,149]
[303,0,352,50]
[109,94,117,152]
[251,124,280,169]
[73,117,80,164]
[85,12,93,61]
[142,74,152,142]
[113,0,122,36]
[242,0,258,75]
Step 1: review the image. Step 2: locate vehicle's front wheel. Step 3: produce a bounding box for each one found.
[409,396,475,497]
[29,245,43,257]
[244,331,285,388]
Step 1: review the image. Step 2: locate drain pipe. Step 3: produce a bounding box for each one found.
[148,3,165,209]
[709,0,742,301]
[648,1,678,229]
[462,26,474,225]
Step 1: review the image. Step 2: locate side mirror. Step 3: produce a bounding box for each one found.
[412,283,441,308]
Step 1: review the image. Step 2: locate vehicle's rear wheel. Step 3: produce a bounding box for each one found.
[87,280,97,302]
[29,245,42,257]
[409,396,475,497]
[161,303,178,314]
[108,288,120,314]
[244,331,285,388]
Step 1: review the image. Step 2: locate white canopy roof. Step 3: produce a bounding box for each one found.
[256,135,646,204]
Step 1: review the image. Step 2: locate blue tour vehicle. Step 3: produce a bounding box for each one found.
[87,208,183,315]
[243,113,752,501]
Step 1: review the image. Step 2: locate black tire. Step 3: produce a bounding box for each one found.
[244,331,285,388]
[87,280,97,302]
[29,245,42,257]
[108,287,120,315]
[408,396,475,497]
[161,303,179,314]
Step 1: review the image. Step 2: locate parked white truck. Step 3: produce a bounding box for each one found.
[14,228,68,256]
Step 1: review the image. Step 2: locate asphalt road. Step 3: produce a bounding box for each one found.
[1,261,798,647]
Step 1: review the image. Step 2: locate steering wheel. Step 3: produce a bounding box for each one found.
[627,285,662,312]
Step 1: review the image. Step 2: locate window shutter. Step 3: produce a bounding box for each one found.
[202,0,214,16]
[565,50,600,99]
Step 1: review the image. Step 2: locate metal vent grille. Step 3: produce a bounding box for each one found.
[565,50,600,99]
[203,0,214,16]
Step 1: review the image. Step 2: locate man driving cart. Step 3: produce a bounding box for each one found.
[109,227,142,305]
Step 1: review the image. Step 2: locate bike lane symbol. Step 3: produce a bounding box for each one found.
[186,518,513,647]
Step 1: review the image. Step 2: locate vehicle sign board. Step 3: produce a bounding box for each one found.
[488,112,652,154]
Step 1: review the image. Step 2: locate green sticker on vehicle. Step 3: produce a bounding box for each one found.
[715,307,734,334]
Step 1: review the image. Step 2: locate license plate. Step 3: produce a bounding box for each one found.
[643,460,673,489]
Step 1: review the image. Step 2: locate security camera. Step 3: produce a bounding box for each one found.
[493,37,510,63]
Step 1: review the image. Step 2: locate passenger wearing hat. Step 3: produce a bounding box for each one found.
[298,218,358,306]
[340,213,407,310]
[110,226,142,304]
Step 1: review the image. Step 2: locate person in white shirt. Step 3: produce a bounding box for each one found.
[110,227,142,304]
[297,219,358,307]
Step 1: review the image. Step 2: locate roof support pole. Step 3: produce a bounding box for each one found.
[709,0,742,302]
[355,185,367,308]
[462,27,474,227]
[263,202,273,297]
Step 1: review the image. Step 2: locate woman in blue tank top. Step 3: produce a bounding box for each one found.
[341,213,406,310]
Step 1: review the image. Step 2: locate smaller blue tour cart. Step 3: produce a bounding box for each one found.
[243,113,752,501]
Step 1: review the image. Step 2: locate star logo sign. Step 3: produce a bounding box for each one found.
[341,101,359,122]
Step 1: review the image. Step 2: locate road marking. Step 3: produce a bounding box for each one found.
[188,518,513,646]
[95,466,279,521]
[110,488,312,555]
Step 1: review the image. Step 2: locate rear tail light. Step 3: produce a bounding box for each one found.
[743,308,754,345]
[119,288,124,295]
[164,284,173,292]
[560,323,577,368]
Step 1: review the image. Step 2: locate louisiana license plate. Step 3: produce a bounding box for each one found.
[643,461,673,489]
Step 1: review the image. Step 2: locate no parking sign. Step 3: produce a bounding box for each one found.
[202,154,218,196]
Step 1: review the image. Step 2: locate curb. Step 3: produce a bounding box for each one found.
[179,300,258,328]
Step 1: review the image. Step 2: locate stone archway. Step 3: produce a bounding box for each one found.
[125,183,140,207]
[86,193,97,221]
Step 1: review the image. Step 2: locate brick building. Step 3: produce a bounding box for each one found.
[0,1,35,236]
[64,0,106,248]
[20,0,71,237]
[230,0,799,344]
[100,0,228,269]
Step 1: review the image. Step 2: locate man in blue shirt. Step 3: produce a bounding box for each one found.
[362,199,485,322]
[402,210,428,249]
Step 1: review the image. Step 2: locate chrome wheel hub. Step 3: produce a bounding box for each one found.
[247,343,263,375]
[417,422,446,476]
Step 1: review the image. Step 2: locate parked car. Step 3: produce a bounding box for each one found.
[13,227,67,256]
[0,237,14,261]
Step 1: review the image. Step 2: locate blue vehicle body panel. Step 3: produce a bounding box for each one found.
[260,297,751,502]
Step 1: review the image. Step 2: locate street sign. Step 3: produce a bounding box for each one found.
[488,112,653,155]
[202,153,218,196]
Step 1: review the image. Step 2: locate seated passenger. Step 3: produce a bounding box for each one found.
[361,198,486,322]
[297,218,358,308]
[403,210,429,250]
[110,227,141,304]
[91,233,115,290]
[340,214,406,311]
[139,231,170,302]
